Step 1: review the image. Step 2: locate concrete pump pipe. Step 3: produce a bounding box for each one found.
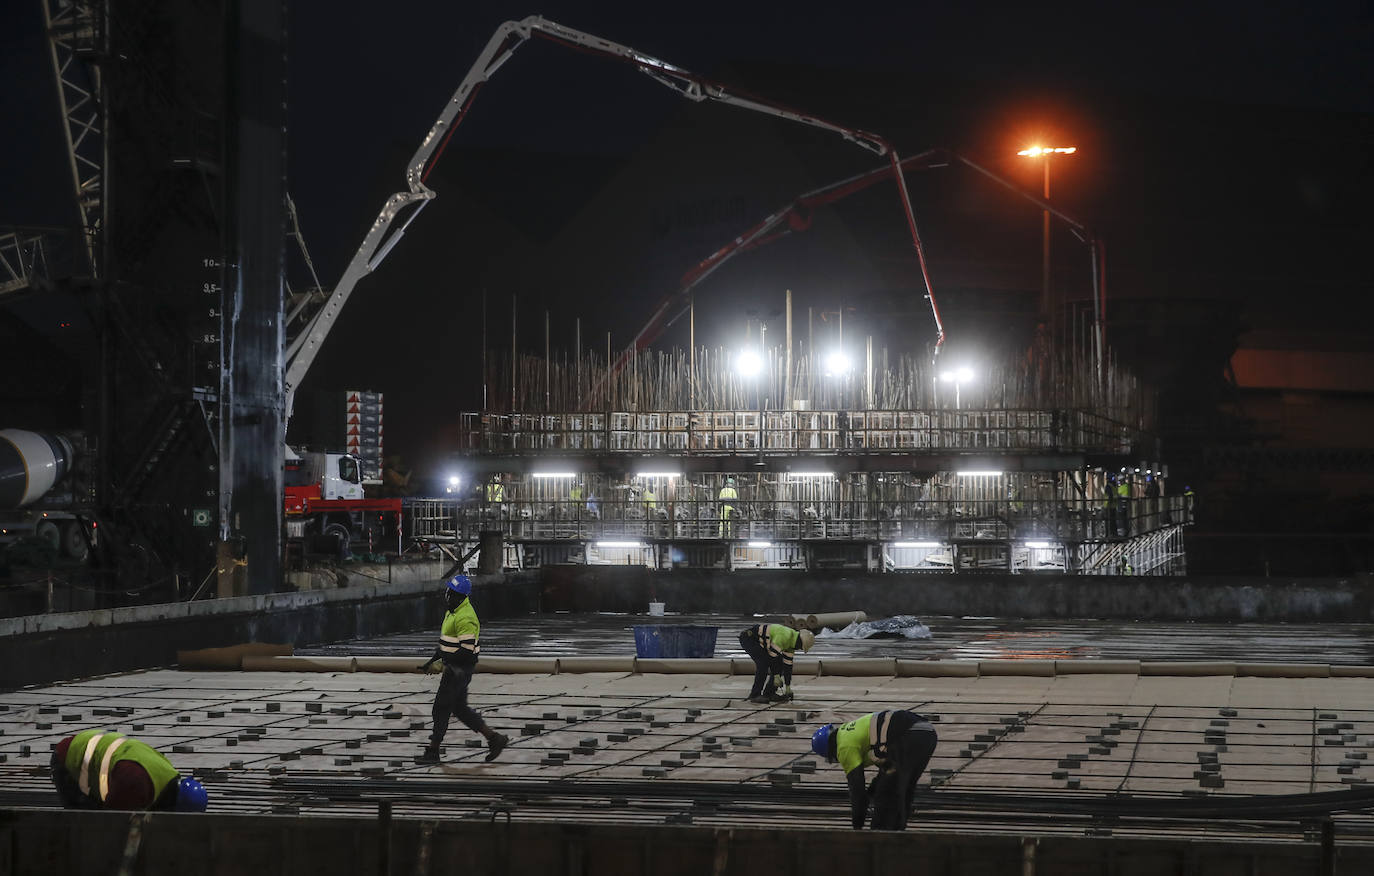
[0,429,74,508]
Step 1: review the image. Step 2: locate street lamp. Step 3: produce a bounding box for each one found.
[940,366,975,408]
[736,349,763,378]
[736,347,766,465]
[1017,145,1077,324]
[823,350,851,376]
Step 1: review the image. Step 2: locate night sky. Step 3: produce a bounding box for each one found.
[2,1,1371,472]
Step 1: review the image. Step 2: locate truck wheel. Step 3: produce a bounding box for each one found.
[324,522,351,560]
[35,519,60,552]
[61,520,90,562]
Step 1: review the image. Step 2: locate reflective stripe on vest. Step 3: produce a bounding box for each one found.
[439,634,479,655]
[869,711,893,762]
[97,737,127,802]
[77,732,106,797]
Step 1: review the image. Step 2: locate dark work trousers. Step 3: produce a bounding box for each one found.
[869,722,939,831]
[738,631,780,698]
[430,664,484,744]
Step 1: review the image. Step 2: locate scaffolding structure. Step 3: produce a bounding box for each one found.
[435,336,1188,575]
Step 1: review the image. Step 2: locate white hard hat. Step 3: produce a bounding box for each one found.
[798,629,816,652]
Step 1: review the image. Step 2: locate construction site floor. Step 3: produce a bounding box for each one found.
[4,613,1374,836]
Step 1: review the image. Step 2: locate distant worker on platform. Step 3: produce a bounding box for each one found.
[51,729,208,812]
[485,476,505,518]
[811,709,938,831]
[1115,474,1131,536]
[739,622,815,703]
[417,575,509,764]
[718,477,739,537]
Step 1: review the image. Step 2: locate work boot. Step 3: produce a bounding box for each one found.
[484,732,510,763]
[766,690,791,704]
[747,694,771,705]
[416,743,442,764]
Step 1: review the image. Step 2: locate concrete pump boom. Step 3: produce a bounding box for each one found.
[282,15,945,421]
[619,147,1107,384]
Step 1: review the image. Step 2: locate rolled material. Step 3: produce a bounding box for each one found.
[1236,663,1330,678]
[790,658,820,677]
[1055,659,1141,675]
[556,656,635,674]
[786,611,867,631]
[1333,665,1374,678]
[818,657,896,677]
[1139,661,1237,677]
[478,656,558,674]
[897,659,978,678]
[352,656,428,674]
[177,642,292,670]
[635,658,733,675]
[241,655,357,673]
[978,659,1056,677]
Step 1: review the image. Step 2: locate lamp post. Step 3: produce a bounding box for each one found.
[939,366,975,409]
[1017,145,1076,324]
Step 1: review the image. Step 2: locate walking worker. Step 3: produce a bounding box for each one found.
[811,709,938,831]
[739,622,815,703]
[417,574,509,764]
[50,729,207,812]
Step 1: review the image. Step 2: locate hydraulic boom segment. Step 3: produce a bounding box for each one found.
[282,15,946,421]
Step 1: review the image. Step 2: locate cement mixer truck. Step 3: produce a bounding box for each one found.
[0,429,97,562]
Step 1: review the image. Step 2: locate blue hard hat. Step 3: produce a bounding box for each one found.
[810,724,834,760]
[446,575,472,596]
[174,776,208,812]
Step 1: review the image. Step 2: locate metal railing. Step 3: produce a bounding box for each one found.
[456,408,1146,457]
[410,496,1191,545]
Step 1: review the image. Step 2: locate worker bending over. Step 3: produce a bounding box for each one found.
[51,729,208,812]
[811,710,938,830]
[739,622,814,703]
[418,575,510,763]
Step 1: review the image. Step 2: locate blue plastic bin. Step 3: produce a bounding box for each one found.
[632,625,719,659]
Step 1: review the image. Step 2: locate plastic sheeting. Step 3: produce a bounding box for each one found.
[815,614,932,640]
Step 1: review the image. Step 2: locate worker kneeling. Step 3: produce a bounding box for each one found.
[812,710,938,831]
[739,623,814,703]
[51,729,208,812]
[417,575,510,764]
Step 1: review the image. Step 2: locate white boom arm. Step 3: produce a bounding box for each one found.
[284,15,939,418]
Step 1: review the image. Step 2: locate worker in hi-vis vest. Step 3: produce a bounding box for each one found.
[417,575,509,764]
[718,477,739,537]
[485,477,504,503]
[739,622,815,703]
[811,710,938,831]
[51,729,208,811]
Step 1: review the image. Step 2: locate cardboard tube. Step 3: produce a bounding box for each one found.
[1332,665,1374,678]
[804,611,867,631]
[978,660,1056,677]
[1055,660,1141,675]
[352,657,428,674]
[241,655,356,673]
[1237,663,1331,678]
[556,657,635,674]
[178,642,292,670]
[635,658,734,674]
[818,658,896,677]
[1139,661,1237,677]
[897,660,979,678]
[478,656,558,674]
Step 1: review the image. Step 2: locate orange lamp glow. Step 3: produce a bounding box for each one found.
[1018,146,1077,157]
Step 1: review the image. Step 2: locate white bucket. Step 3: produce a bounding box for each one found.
[648,601,665,616]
